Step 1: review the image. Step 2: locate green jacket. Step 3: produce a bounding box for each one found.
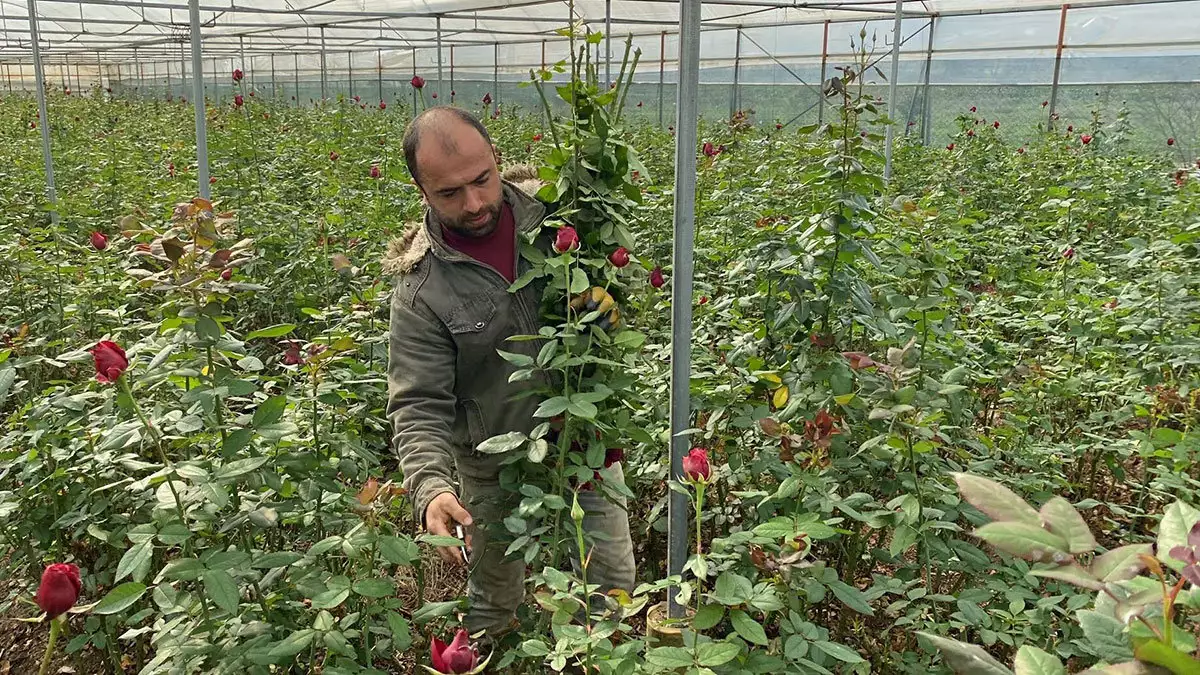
[382,169,547,522]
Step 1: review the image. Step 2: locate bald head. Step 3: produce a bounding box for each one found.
[403,107,504,238]
[403,107,494,187]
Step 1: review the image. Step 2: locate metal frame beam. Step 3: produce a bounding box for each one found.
[26,0,58,222]
[667,0,701,622]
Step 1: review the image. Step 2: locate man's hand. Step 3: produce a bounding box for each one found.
[570,286,621,330]
[425,492,473,567]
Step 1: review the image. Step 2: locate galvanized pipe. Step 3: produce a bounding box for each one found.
[667,0,701,621]
[189,0,211,199]
[436,16,444,101]
[26,0,58,221]
[1048,4,1071,130]
[817,20,829,126]
[921,17,936,146]
[883,0,904,183]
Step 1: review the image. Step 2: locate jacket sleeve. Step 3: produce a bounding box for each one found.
[387,286,458,527]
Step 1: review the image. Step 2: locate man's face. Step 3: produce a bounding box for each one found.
[415,121,503,238]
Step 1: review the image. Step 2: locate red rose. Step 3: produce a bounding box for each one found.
[430,629,478,673]
[36,563,81,620]
[1017,147,1025,154]
[90,340,128,384]
[1041,100,1048,107]
[532,133,543,142]
[993,120,1000,129]
[411,75,424,89]
[553,226,580,253]
[1067,125,1073,133]
[1167,137,1175,146]
[699,296,708,305]
[379,100,387,110]
[608,247,630,268]
[234,94,243,107]
[650,266,665,289]
[209,176,217,184]
[90,231,108,251]
[370,164,381,179]
[683,447,711,482]
[329,151,339,162]
[702,142,716,157]
[946,143,955,151]
[232,68,243,82]
[1080,134,1092,145]
[1062,246,1075,259]
[967,129,975,137]
[168,162,175,177]
[353,95,360,102]
[431,92,438,99]
[969,106,976,113]
[776,123,782,130]
[220,268,232,281]
[482,93,492,105]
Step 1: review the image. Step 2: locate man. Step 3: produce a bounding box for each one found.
[382,107,636,637]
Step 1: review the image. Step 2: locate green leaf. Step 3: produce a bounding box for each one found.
[953,473,1041,526]
[974,522,1069,560]
[387,612,413,652]
[1091,544,1152,582]
[1158,501,1200,572]
[569,268,589,294]
[216,456,268,481]
[93,582,148,615]
[534,396,570,418]
[730,609,769,646]
[566,397,598,419]
[252,395,288,428]
[352,578,394,598]
[156,523,192,546]
[1039,496,1097,554]
[418,534,466,547]
[251,552,303,569]
[0,367,17,409]
[612,330,646,350]
[378,535,420,565]
[918,632,1013,675]
[195,316,222,344]
[222,428,253,455]
[268,628,315,660]
[497,350,535,367]
[116,540,153,583]
[644,646,695,669]
[713,572,753,605]
[1014,645,1066,675]
[827,580,874,616]
[246,323,296,340]
[814,641,865,664]
[1077,610,1134,663]
[696,642,741,667]
[1133,638,1200,674]
[692,603,725,630]
[203,569,240,614]
[1030,562,1104,591]
[411,600,461,624]
[310,588,350,610]
[476,431,527,455]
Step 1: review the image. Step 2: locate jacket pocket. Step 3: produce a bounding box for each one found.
[443,293,497,335]
[462,398,487,452]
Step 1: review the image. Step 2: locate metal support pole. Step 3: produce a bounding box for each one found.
[116,64,121,94]
[541,40,546,71]
[450,45,455,103]
[667,0,701,621]
[1048,4,1070,130]
[605,0,612,87]
[166,60,172,100]
[4,64,11,95]
[657,31,665,128]
[921,17,936,146]
[818,20,829,126]
[320,26,328,100]
[26,0,58,221]
[348,50,354,100]
[731,27,742,118]
[411,49,417,112]
[883,0,903,183]
[189,0,211,199]
[293,54,299,106]
[238,36,247,89]
[493,42,499,111]
[179,43,187,99]
[133,47,141,95]
[435,16,443,101]
[270,54,276,99]
[377,49,383,104]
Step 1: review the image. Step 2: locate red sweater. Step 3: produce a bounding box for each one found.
[440,203,516,283]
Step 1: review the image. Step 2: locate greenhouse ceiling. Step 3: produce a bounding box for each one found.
[0,0,1193,63]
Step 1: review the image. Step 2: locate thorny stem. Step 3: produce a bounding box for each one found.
[38,617,62,675]
[121,377,189,552]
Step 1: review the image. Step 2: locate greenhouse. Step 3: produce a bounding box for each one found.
[1,0,1199,673]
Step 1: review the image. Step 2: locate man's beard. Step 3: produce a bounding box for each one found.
[434,199,503,238]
